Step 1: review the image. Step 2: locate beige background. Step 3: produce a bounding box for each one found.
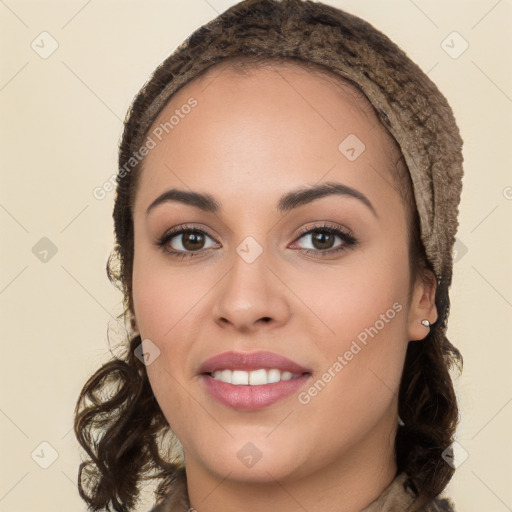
[1,0,511,511]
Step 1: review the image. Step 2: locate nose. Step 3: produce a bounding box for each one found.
[211,244,291,333]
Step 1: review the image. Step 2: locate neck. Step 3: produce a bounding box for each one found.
[185,419,398,512]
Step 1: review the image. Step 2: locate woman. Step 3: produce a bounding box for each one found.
[74,1,464,511]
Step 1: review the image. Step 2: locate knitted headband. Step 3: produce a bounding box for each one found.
[124,0,464,332]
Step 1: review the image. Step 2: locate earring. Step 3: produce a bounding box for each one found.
[421,319,430,328]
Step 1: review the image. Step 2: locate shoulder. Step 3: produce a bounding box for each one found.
[362,473,456,512]
[422,496,456,512]
[148,469,457,512]
[148,467,190,512]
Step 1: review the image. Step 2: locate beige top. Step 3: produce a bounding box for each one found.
[149,469,455,512]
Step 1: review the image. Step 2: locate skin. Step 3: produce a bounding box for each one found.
[131,61,438,512]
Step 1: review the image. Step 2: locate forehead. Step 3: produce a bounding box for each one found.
[198,57,378,111]
[134,59,403,214]
[155,57,382,136]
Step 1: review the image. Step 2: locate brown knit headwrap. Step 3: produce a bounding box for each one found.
[122,0,464,336]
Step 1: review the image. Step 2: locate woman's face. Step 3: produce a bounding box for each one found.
[131,62,434,487]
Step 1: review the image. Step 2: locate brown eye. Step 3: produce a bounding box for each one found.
[181,231,205,251]
[310,231,336,250]
[157,227,218,257]
[293,224,357,257]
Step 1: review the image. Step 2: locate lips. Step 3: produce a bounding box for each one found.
[198,350,312,375]
[198,350,313,410]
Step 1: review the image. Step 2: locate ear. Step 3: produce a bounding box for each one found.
[407,268,438,341]
[128,296,140,335]
[130,312,139,335]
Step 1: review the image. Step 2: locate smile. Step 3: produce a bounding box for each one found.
[210,368,303,385]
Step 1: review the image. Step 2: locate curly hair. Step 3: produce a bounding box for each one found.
[74,1,463,510]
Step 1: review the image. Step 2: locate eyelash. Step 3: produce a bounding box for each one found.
[156,222,358,260]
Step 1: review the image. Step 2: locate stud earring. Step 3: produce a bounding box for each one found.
[421,319,430,328]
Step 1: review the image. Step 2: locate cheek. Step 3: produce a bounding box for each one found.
[131,255,202,435]
[132,245,208,340]
[295,242,410,418]
[131,247,215,418]
[298,236,410,339]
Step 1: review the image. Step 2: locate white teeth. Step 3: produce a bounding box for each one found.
[211,368,302,385]
[281,371,293,381]
[231,370,249,385]
[267,369,281,383]
[221,369,232,382]
[249,369,267,385]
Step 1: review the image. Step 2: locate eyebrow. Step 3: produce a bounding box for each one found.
[146,181,377,217]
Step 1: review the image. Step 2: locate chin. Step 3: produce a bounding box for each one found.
[205,447,304,484]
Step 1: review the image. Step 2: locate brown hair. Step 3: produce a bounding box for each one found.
[74,1,463,510]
